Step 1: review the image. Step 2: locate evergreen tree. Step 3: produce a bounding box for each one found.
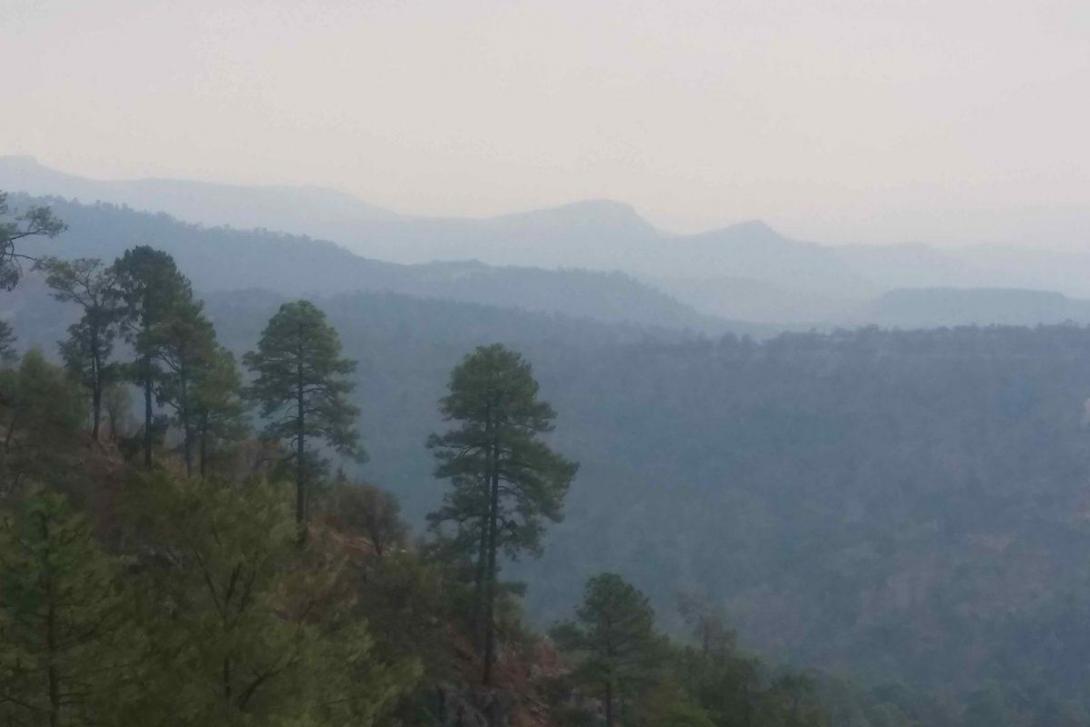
[244,300,363,528]
[0,351,86,494]
[0,487,141,726]
[0,192,65,290]
[551,573,661,727]
[677,592,736,662]
[154,298,217,476]
[427,343,577,685]
[122,473,413,726]
[39,257,125,441]
[191,346,248,478]
[672,612,761,727]
[111,246,192,469]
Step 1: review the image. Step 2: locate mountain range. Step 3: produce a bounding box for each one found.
[3,155,1090,327]
[2,193,741,336]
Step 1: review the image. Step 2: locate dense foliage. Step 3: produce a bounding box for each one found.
[195,289,1090,725]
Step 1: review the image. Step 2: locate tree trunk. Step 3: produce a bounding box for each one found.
[199,413,209,478]
[436,686,446,724]
[223,656,232,704]
[91,379,102,442]
[90,331,101,442]
[295,346,306,530]
[482,438,500,686]
[180,373,192,477]
[41,515,61,727]
[143,353,153,469]
[472,509,488,652]
[473,403,493,656]
[604,680,614,727]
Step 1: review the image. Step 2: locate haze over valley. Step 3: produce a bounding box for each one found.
[3,2,1090,725]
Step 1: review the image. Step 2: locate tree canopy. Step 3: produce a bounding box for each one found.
[244,300,363,527]
[39,257,125,441]
[428,343,577,685]
[551,573,661,727]
[111,246,194,468]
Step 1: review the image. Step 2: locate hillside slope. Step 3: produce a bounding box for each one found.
[12,254,1090,721]
[207,296,1090,720]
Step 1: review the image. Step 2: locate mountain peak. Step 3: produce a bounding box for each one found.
[720,219,783,239]
[682,219,794,248]
[493,198,657,235]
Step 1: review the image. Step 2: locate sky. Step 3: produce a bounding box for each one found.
[2,0,1088,246]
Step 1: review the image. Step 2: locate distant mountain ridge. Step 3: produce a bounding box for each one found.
[854,287,1090,328]
[0,156,869,293]
[5,193,743,335]
[0,154,399,230]
[5,156,1090,326]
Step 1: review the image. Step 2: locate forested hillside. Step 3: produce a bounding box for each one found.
[8,0,1088,723]
[20,276,1090,723]
[196,294,1090,724]
[0,196,868,725]
[7,193,1090,724]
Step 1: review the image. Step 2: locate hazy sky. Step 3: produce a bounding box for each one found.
[3,0,1088,246]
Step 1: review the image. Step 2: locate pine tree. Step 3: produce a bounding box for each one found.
[0,352,86,494]
[427,343,577,685]
[39,257,125,441]
[673,594,760,727]
[111,246,193,469]
[551,573,661,727]
[243,300,363,528]
[154,298,217,476]
[0,487,141,726]
[191,346,248,478]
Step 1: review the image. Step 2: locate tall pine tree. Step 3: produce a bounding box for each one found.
[192,346,248,478]
[244,300,363,528]
[154,298,217,476]
[551,573,661,727]
[111,247,192,469]
[39,257,124,441]
[427,343,577,685]
[0,352,86,494]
